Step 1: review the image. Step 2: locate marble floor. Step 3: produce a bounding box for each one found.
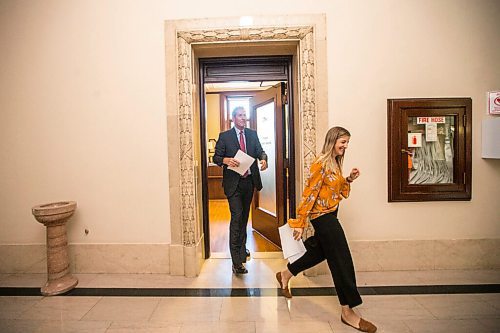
[0,258,499,333]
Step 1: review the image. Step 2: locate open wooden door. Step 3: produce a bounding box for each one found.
[250,83,286,246]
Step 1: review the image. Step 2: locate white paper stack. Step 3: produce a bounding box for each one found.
[278,223,306,263]
[227,150,255,175]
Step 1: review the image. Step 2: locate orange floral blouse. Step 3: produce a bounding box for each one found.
[288,159,351,228]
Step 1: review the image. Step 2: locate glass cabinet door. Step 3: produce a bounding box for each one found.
[388,98,472,202]
[406,115,455,185]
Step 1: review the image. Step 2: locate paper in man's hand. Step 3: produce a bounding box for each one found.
[227,149,255,176]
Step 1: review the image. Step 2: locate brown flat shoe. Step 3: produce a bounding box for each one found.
[275,272,292,298]
[341,315,377,333]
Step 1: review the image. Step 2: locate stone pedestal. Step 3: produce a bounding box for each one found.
[32,201,78,296]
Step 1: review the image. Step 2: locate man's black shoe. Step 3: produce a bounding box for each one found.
[232,264,248,274]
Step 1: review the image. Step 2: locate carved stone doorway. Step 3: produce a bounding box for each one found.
[165,15,328,276]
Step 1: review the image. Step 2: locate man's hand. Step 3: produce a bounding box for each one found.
[224,157,240,167]
[292,227,304,241]
[260,160,268,171]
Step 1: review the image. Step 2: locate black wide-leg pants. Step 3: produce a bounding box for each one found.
[227,177,254,265]
[287,211,362,308]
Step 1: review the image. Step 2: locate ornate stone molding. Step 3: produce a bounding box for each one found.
[299,31,317,240]
[175,25,317,246]
[178,26,312,44]
[299,30,317,182]
[177,37,196,246]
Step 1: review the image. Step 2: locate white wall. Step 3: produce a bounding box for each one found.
[0,0,172,244]
[1,0,499,246]
[327,0,500,240]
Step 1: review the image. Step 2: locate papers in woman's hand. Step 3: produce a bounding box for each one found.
[278,224,306,263]
[228,150,255,176]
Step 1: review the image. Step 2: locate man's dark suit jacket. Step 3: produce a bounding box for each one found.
[213,127,268,197]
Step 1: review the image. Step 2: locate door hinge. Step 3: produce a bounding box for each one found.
[282,82,288,105]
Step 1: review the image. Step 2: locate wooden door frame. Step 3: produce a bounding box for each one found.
[199,56,295,258]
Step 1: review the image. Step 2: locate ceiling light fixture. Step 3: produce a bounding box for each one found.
[239,16,253,26]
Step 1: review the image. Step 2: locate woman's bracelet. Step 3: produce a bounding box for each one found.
[346,176,353,183]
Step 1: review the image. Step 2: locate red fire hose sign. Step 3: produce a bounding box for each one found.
[488,91,500,115]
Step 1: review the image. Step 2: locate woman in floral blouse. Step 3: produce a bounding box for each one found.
[276,126,377,333]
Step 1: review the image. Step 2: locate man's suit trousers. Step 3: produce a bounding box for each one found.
[227,177,254,265]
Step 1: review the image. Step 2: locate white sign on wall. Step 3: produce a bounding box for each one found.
[488,91,500,115]
[417,116,446,124]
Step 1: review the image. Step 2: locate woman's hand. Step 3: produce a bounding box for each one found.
[292,227,304,241]
[349,168,361,181]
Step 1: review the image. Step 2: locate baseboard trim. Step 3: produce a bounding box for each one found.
[0,239,498,274]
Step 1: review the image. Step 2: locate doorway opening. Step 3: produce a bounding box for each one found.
[199,56,296,259]
[165,19,326,276]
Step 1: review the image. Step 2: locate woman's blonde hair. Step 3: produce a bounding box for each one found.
[317,126,351,174]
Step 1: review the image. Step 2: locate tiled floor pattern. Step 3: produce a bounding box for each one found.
[0,259,499,332]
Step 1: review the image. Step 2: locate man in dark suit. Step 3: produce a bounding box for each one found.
[213,106,268,274]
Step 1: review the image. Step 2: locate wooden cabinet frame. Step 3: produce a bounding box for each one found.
[387,98,472,202]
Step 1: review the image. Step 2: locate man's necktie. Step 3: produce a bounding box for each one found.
[239,131,248,177]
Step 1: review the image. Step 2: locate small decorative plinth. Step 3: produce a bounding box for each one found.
[32,201,78,296]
